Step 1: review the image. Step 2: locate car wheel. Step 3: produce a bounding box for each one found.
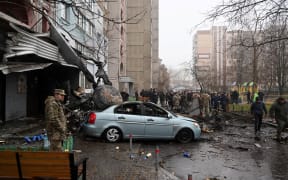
[176,128,194,143]
[104,127,122,143]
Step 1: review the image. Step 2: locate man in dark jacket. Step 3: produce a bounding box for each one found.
[231,90,239,104]
[269,97,288,142]
[120,90,129,101]
[247,91,251,104]
[220,93,228,112]
[250,97,267,137]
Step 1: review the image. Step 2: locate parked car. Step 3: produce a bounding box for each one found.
[81,101,201,143]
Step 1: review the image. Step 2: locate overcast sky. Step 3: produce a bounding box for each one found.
[159,0,221,69]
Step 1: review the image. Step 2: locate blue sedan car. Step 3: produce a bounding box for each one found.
[81,101,201,143]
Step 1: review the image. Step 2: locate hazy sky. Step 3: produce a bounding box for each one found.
[159,0,221,69]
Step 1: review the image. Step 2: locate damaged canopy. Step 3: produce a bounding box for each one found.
[0,62,52,75]
[47,15,97,87]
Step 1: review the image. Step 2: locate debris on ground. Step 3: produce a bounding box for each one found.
[145,152,152,159]
[205,177,220,180]
[228,145,250,151]
[254,143,262,148]
[183,151,191,158]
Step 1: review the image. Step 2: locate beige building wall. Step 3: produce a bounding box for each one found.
[107,0,128,90]
[194,30,212,68]
[194,26,233,91]
[126,0,159,91]
[225,31,238,86]
[211,26,227,90]
[151,0,160,89]
[194,30,212,90]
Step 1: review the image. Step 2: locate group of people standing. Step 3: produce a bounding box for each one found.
[44,87,288,152]
[138,88,160,104]
[246,90,265,104]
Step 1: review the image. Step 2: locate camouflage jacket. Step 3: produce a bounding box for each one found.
[44,96,67,140]
[269,101,288,122]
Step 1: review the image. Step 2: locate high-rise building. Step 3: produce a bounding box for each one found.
[126,0,160,92]
[151,0,160,89]
[107,0,128,90]
[193,30,213,91]
[54,0,108,90]
[194,26,229,91]
[211,26,227,90]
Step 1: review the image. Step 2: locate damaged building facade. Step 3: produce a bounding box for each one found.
[0,0,107,122]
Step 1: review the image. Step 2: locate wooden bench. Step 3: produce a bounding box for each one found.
[0,151,19,179]
[0,151,88,180]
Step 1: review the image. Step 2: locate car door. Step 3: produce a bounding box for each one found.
[142,103,173,139]
[114,102,145,138]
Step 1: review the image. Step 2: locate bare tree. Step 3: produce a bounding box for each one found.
[183,59,215,93]
[207,0,288,43]
[158,64,170,92]
[206,0,288,94]
[263,22,288,95]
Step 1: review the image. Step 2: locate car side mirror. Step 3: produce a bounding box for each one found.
[168,115,173,119]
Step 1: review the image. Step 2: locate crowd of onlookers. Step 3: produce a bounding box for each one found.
[129,88,235,115]
[120,88,288,142]
[125,88,267,115]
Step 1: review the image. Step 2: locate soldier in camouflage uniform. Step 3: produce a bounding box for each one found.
[45,89,67,151]
[269,97,288,142]
[200,93,211,117]
[173,93,181,113]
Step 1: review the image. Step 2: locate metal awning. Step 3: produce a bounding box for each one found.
[5,23,65,63]
[3,23,77,69]
[0,11,30,29]
[0,63,52,75]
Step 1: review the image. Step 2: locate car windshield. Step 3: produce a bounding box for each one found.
[165,108,177,117]
[145,102,177,117]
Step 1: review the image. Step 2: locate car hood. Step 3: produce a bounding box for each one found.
[177,115,198,123]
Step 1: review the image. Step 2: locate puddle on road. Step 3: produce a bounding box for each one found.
[163,143,275,180]
[162,126,288,180]
[268,145,288,180]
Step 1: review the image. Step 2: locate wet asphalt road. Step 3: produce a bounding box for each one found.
[134,117,288,180]
[74,115,288,180]
[1,115,287,180]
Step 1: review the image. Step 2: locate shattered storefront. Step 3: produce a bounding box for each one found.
[0,20,80,122]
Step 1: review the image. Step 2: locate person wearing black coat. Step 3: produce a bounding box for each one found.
[250,97,267,137]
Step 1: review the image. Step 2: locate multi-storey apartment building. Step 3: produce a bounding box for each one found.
[54,0,108,90]
[106,0,161,95]
[0,0,70,121]
[0,0,161,122]
[0,0,108,122]
[211,26,227,90]
[151,0,160,89]
[107,0,129,90]
[194,26,270,92]
[126,0,160,92]
[194,26,233,92]
[193,30,213,91]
